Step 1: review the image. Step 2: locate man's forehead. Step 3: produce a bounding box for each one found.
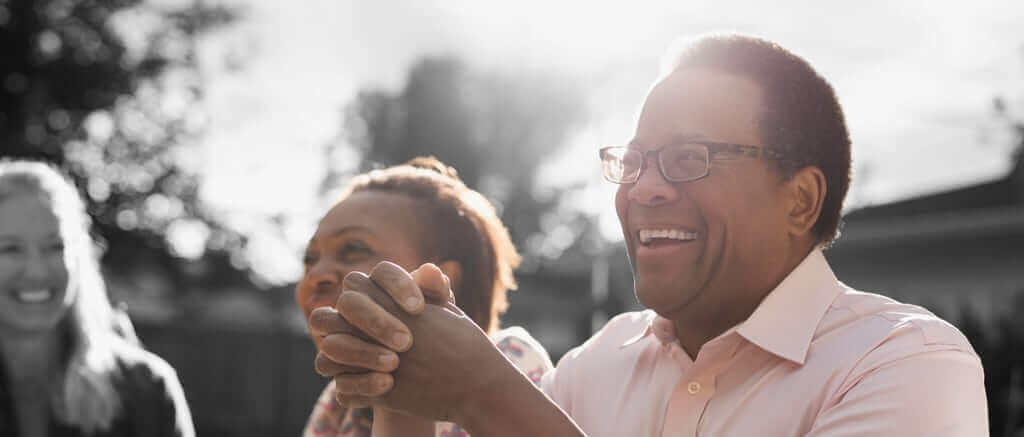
[631,69,764,146]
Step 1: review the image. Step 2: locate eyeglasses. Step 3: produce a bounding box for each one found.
[598,141,790,184]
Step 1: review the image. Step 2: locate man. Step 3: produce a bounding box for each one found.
[311,33,988,436]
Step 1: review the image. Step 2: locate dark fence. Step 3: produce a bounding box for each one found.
[136,321,326,437]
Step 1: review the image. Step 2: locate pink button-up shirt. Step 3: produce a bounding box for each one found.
[541,250,987,436]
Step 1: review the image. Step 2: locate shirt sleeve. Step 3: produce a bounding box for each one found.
[806,349,988,436]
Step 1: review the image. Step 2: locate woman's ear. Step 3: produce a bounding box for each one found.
[437,260,462,293]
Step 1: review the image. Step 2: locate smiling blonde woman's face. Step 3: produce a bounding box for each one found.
[0,191,74,335]
[295,190,428,349]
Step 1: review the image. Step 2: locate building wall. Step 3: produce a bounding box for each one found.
[826,228,1024,323]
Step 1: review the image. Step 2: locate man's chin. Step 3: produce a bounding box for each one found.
[636,285,680,311]
[635,276,702,313]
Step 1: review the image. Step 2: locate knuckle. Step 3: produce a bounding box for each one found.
[335,394,371,409]
[367,261,395,284]
[336,290,359,307]
[370,262,411,291]
[337,294,374,324]
[321,334,358,363]
[342,270,370,291]
[308,308,340,333]
[367,315,391,338]
[314,353,338,376]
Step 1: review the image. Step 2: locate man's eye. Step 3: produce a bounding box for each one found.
[302,253,317,267]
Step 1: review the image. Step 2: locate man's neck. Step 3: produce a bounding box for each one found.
[669,243,817,360]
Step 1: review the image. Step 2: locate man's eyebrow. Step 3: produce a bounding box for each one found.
[627,133,706,148]
[667,133,706,143]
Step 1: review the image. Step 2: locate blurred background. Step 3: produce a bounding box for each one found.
[2,0,1022,435]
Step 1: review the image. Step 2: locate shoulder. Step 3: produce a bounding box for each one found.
[492,326,553,385]
[825,286,978,360]
[809,290,987,434]
[820,286,983,395]
[111,338,183,390]
[108,337,195,436]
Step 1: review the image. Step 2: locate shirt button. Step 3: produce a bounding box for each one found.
[687,381,701,395]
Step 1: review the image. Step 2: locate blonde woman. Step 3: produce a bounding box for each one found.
[0,160,194,437]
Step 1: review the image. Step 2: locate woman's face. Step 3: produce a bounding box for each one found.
[296,190,427,348]
[0,191,73,335]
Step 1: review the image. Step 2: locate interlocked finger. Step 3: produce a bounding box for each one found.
[318,334,400,373]
[334,393,374,409]
[336,290,413,352]
[309,306,355,338]
[333,372,394,397]
[367,262,425,313]
[412,263,456,305]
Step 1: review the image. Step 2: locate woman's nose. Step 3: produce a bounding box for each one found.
[306,258,342,288]
[22,247,50,280]
[304,261,346,308]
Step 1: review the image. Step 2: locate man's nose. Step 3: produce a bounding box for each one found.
[627,158,679,206]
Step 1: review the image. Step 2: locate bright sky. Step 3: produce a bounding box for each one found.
[192,0,1024,283]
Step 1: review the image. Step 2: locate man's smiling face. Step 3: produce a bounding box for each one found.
[616,68,794,321]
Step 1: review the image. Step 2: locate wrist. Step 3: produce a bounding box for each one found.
[452,360,584,437]
[372,406,434,435]
[453,360,533,433]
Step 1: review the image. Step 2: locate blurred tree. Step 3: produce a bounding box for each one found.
[323,56,594,262]
[0,0,249,289]
[993,96,1024,198]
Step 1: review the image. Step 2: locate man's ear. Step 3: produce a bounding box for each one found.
[437,260,462,294]
[786,166,827,238]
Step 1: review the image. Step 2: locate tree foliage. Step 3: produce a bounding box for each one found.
[324,56,590,259]
[0,0,244,283]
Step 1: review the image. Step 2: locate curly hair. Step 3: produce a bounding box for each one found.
[336,156,520,334]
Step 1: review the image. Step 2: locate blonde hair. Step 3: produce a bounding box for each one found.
[0,160,123,433]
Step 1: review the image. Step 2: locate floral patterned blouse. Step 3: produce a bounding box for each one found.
[302,326,553,437]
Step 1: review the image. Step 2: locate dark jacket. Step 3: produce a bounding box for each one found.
[0,343,194,437]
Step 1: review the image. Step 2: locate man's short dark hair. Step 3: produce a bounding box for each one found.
[665,33,852,246]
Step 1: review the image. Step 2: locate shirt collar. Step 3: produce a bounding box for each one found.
[736,249,841,364]
[619,249,842,365]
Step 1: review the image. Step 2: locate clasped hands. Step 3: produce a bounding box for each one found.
[308,261,511,423]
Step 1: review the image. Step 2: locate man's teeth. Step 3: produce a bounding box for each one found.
[638,229,698,244]
[15,289,53,303]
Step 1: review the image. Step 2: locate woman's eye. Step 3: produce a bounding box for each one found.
[339,242,372,260]
[47,242,65,253]
[302,253,317,267]
[0,244,20,255]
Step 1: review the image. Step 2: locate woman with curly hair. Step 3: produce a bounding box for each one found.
[299,157,550,436]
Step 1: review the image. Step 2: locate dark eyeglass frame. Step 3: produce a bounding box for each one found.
[599,141,791,184]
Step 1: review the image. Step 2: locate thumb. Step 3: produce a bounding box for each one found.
[411,263,456,305]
